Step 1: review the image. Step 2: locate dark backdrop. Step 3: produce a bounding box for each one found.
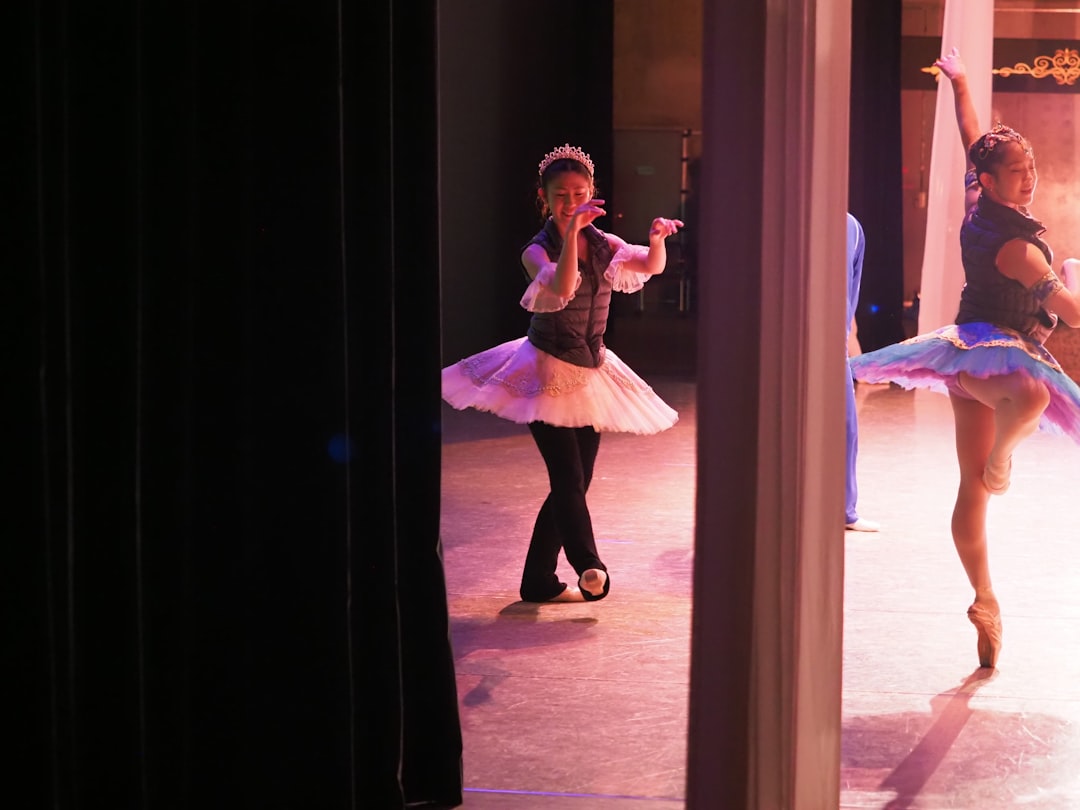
[438,1,615,365]
[439,0,898,361]
[849,0,906,351]
[16,1,461,807]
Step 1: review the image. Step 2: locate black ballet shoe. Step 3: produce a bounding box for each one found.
[579,568,610,602]
[520,582,584,603]
[967,601,1002,668]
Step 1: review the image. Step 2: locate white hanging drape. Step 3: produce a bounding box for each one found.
[917,0,994,333]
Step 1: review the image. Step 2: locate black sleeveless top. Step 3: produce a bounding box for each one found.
[522,219,615,368]
[957,195,1055,342]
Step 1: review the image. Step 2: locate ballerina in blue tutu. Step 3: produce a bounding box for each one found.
[851,48,1080,669]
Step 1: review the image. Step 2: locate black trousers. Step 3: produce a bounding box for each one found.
[520,421,609,602]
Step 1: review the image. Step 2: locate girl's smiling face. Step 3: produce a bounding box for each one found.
[982,141,1037,209]
[540,170,594,227]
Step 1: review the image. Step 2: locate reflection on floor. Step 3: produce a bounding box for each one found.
[440,377,1080,809]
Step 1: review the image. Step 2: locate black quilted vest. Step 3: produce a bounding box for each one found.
[957,195,1056,341]
[522,219,615,368]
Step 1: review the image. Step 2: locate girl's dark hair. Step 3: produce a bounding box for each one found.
[969,123,1032,182]
[535,158,597,220]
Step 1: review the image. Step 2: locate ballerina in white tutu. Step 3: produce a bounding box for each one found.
[442,143,683,602]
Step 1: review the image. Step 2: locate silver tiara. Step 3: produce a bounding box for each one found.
[538,144,594,177]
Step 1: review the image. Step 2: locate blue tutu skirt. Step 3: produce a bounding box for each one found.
[850,322,1080,444]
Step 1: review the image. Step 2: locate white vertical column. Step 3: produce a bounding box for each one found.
[917,0,994,333]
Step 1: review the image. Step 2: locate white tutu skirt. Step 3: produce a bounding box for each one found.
[442,337,678,434]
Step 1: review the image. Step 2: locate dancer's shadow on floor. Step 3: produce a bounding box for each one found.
[876,668,994,808]
[451,603,599,707]
[842,667,1079,808]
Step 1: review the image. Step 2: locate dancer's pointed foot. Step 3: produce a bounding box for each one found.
[982,455,1012,495]
[967,601,1002,668]
[580,568,609,600]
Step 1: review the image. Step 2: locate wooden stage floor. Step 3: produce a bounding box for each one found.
[439,376,1080,809]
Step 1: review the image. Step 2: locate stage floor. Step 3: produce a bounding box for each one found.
[439,376,1080,809]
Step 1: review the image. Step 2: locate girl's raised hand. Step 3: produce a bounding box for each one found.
[570,198,606,230]
[934,46,966,81]
[649,217,685,243]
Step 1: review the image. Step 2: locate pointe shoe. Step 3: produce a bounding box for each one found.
[982,456,1012,495]
[580,568,608,599]
[967,602,1002,668]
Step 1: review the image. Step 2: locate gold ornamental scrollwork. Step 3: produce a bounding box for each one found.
[994,48,1080,86]
[922,48,1080,86]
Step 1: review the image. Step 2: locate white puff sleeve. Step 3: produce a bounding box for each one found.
[519,262,581,312]
[605,244,652,293]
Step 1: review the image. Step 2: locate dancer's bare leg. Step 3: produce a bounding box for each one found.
[949,393,995,596]
[951,392,1004,666]
[958,371,1050,489]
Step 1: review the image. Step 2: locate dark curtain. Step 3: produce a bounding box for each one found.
[849,0,906,351]
[16,1,461,808]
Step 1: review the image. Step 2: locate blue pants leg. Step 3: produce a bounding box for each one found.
[845,358,859,525]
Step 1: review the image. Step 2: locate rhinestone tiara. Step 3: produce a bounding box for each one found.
[974,123,1029,163]
[538,144,594,177]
